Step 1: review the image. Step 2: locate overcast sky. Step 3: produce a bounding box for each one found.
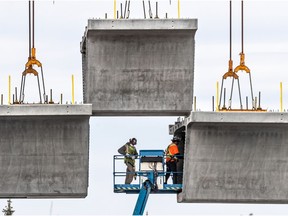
[1,0,288,215]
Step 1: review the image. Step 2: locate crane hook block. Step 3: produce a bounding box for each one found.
[25,48,42,68]
[234,53,250,73]
[22,65,38,76]
[223,60,238,79]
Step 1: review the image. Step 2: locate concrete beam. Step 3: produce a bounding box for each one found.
[81,19,197,116]
[0,104,92,198]
[176,112,288,203]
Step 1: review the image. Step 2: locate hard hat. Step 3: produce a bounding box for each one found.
[171,136,181,142]
[130,138,137,145]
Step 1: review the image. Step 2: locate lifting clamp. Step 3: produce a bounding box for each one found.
[223,60,238,80]
[23,47,42,76]
[24,48,42,73]
[219,59,243,111]
[234,52,250,74]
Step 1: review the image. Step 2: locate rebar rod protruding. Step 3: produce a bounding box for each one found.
[246,96,248,110]
[223,88,226,109]
[155,2,159,19]
[143,0,146,19]
[258,91,261,109]
[49,89,54,104]
[120,3,123,18]
[123,0,127,18]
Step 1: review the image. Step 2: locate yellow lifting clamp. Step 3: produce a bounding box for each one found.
[22,66,38,76]
[23,48,42,76]
[234,52,250,73]
[223,60,238,80]
[25,48,42,69]
[219,59,242,111]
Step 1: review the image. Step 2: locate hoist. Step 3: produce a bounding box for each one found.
[218,0,264,111]
[219,0,242,110]
[19,0,46,104]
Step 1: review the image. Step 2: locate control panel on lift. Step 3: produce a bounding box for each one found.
[139,150,164,190]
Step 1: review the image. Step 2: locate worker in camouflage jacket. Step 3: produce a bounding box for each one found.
[118,138,138,184]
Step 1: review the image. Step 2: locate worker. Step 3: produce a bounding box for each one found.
[164,136,182,184]
[118,138,138,184]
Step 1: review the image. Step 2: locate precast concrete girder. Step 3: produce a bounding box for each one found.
[81,19,197,116]
[0,104,92,198]
[171,112,288,203]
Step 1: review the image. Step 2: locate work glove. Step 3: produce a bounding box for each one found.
[172,156,178,162]
[131,156,135,160]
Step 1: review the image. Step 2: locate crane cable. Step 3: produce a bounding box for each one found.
[219,0,242,110]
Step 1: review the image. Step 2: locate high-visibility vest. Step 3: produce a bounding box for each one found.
[165,142,179,162]
[124,143,137,166]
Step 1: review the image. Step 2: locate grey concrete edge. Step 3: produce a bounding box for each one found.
[80,18,197,54]
[0,104,92,116]
[92,110,191,117]
[169,111,288,134]
[0,193,87,199]
[87,19,198,31]
[177,196,288,204]
[80,27,88,54]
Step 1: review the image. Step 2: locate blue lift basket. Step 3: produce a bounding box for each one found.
[113,149,182,194]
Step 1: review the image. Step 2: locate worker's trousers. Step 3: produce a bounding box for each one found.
[125,162,135,184]
[165,161,177,184]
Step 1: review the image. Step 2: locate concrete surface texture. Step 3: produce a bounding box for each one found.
[81,19,197,116]
[177,111,288,203]
[0,104,92,198]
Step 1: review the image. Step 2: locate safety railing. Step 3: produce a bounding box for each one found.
[113,154,183,194]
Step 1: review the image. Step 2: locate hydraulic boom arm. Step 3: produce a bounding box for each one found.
[133,171,156,216]
[133,179,152,215]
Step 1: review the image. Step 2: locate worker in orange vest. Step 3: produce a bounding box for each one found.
[118,138,138,184]
[164,136,181,184]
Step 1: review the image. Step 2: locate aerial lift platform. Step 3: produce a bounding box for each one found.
[113,150,182,215]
